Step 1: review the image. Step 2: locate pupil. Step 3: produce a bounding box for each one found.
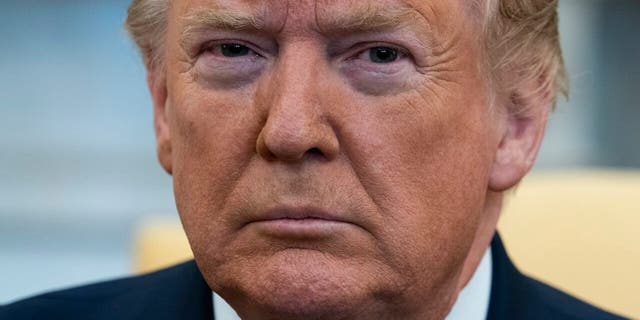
[221,44,250,57]
[370,47,398,63]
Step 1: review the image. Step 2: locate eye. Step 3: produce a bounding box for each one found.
[195,40,268,86]
[219,43,251,57]
[366,46,399,64]
[203,42,260,59]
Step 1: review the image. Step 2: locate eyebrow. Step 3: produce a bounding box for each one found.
[183,8,265,31]
[315,3,420,35]
[180,6,267,48]
[181,3,421,38]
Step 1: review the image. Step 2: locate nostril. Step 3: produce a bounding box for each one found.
[308,147,322,155]
[304,147,325,160]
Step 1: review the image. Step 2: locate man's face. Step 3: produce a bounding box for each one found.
[158,0,502,318]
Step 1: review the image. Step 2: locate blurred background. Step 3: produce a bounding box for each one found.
[1,0,639,304]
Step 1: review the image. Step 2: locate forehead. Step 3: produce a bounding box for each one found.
[172,0,471,36]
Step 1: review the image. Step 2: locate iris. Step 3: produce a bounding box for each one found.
[369,47,398,63]
[220,44,251,57]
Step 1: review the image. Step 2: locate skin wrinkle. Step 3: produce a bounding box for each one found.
[173,7,267,220]
[317,97,423,314]
[179,1,437,62]
[425,39,467,77]
[129,0,567,106]
[356,10,476,276]
[178,1,287,60]
[181,7,266,38]
[317,7,439,75]
[297,58,402,230]
[314,1,418,35]
[342,90,462,316]
[171,106,247,251]
[404,2,468,98]
[140,0,554,319]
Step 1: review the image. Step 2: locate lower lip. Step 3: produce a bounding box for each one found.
[250,218,351,238]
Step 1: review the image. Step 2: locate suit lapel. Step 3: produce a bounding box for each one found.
[486,233,544,320]
[485,233,519,320]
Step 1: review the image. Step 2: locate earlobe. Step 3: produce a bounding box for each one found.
[147,70,173,175]
[488,86,551,192]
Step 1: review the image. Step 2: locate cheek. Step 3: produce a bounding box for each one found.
[343,86,494,270]
[167,82,261,249]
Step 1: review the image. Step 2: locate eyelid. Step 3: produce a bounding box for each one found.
[199,39,267,58]
[341,42,412,62]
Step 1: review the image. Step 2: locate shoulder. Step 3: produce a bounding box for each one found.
[0,261,207,320]
[488,234,628,320]
[516,274,627,320]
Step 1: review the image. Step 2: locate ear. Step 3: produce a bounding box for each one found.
[147,68,173,175]
[488,79,552,191]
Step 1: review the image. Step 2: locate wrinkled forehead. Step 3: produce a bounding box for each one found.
[170,0,473,36]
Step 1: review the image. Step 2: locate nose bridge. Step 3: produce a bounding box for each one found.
[257,44,339,161]
[270,45,319,127]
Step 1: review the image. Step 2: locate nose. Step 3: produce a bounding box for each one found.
[256,50,339,162]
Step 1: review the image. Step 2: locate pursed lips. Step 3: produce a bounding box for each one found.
[245,206,361,239]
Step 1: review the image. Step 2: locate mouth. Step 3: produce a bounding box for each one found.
[246,206,358,239]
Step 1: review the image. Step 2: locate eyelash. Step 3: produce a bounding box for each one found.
[199,40,264,58]
[198,40,409,58]
[346,43,411,62]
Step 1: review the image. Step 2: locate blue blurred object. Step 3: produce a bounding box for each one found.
[0,0,175,303]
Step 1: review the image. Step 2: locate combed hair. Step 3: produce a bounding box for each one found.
[483,0,568,109]
[124,0,568,105]
[125,0,169,69]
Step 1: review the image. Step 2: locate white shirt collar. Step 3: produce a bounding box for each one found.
[445,247,492,320]
[212,291,241,320]
[212,248,492,320]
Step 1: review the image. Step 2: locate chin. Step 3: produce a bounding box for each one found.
[209,249,398,320]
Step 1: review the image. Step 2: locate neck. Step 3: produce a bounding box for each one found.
[456,191,502,294]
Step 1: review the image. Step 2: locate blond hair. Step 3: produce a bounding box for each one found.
[125,0,567,105]
[483,0,568,108]
[125,0,169,69]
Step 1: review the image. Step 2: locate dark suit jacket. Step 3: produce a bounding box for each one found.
[0,234,627,320]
